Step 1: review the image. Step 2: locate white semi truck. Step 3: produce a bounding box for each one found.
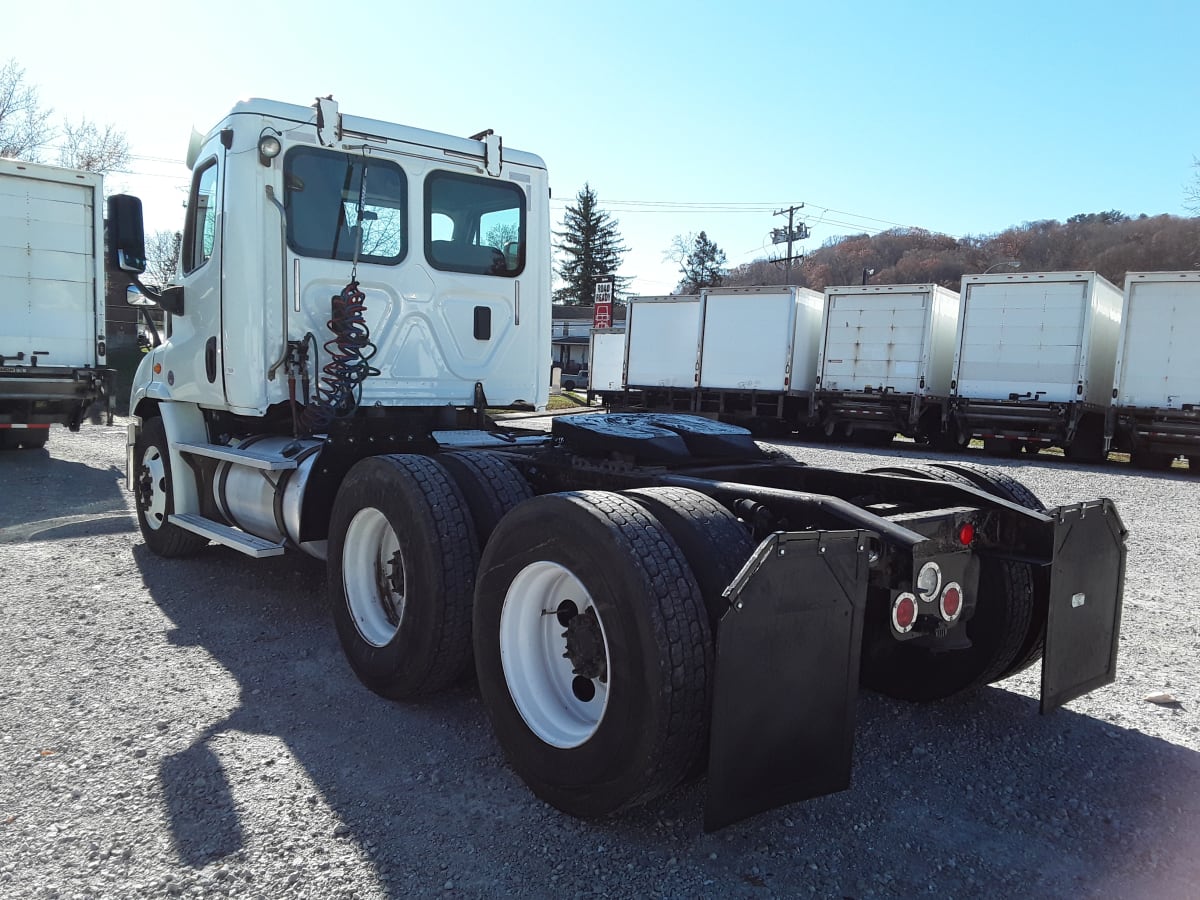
[111,97,1127,830]
[0,159,115,448]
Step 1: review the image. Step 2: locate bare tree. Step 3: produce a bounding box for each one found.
[0,58,53,160]
[58,118,130,174]
[1186,156,1200,215]
[144,230,182,289]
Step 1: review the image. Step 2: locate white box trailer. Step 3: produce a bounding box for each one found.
[950,271,1122,459]
[1109,272,1200,469]
[623,295,701,409]
[588,327,627,401]
[815,283,960,442]
[0,158,115,448]
[692,286,823,426]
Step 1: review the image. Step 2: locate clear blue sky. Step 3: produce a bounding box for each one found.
[5,0,1196,295]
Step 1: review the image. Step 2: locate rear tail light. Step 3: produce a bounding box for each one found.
[891,592,917,634]
[940,582,963,622]
[958,522,975,545]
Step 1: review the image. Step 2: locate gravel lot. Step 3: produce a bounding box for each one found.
[2,417,1198,899]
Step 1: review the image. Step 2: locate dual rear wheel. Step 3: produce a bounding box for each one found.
[328,456,754,816]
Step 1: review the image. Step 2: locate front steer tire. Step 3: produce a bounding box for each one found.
[474,491,712,818]
[328,454,479,699]
[132,416,209,558]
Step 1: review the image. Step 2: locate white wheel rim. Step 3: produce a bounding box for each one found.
[342,507,405,648]
[139,445,168,531]
[500,561,610,748]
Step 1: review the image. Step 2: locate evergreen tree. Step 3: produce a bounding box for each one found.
[553,184,629,305]
[676,231,727,292]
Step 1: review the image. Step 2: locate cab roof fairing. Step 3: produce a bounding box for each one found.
[198,98,546,171]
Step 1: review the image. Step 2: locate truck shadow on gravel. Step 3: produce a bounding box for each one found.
[0,449,129,540]
[133,543,1200,897]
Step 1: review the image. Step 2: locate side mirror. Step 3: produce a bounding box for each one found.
[107,194,147,274]
[160,286,185,316]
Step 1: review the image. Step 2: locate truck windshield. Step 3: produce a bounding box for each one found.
[424,170,526,278]
[284,148,407,265]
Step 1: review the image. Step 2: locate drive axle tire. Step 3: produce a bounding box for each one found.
[624,487,755,628]
[132,416,209,558]
[860,463,1040,701]
[474,491,711,818]
[435,451,533,546]
[329,454,479,699]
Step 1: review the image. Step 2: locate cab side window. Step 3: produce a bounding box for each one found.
[425,171,525,277]
[182,160,218,274]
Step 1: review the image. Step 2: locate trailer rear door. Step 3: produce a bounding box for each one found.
[0,165,99,368]
[956,280,1087,403]
[1117,277,1200,408]
[820,290,930,393]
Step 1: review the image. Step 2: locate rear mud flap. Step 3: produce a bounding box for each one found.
[705,530,871,832]
[1040,499,1126,713]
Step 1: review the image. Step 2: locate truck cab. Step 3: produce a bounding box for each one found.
[123,98,550,420]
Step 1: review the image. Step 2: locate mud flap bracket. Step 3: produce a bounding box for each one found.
[1040,499,1126,713]
[705,529,871,831]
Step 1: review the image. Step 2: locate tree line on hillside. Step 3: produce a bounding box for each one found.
[722,212,1200,292]
[554,181,1200,302]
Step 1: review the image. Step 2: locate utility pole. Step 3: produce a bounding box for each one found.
[771,204,810,285]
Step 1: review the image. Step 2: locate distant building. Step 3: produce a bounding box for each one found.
[551,304,627,374]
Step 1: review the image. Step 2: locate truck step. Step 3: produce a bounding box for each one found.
[170,513,286,558]
[173,440,301,470]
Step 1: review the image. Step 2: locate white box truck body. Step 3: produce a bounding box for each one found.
[1110,271,1200,467]
[815,283,959,441]
[588,327,627,400]
[950,272,1121,459]
[0,159,114,448]
[689,285,823,426]
[623,295,701,391]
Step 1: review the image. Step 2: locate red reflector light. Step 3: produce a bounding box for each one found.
[958,522,975,545]
[940,583,963,622]
[892,592,917,633]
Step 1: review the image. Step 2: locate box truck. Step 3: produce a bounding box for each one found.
[1109,271,1200,470]
[587,326,626,405]
[622,294,701,409]
[108,96,1126,830]
[0,159,115,448]
[693,285,823,428]
[815,284,959,444]
[950,271,1122,460]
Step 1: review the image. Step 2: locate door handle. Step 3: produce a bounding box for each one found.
[205,336,217,383]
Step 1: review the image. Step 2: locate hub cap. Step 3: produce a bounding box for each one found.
[499,561,611,748]
[137,445,168,531]
[342,507,405,647]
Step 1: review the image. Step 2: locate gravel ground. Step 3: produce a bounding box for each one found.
[1,417,1198,899]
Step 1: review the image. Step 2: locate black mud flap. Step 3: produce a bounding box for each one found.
[705,530,871,832]
[1040,499,1126,713]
